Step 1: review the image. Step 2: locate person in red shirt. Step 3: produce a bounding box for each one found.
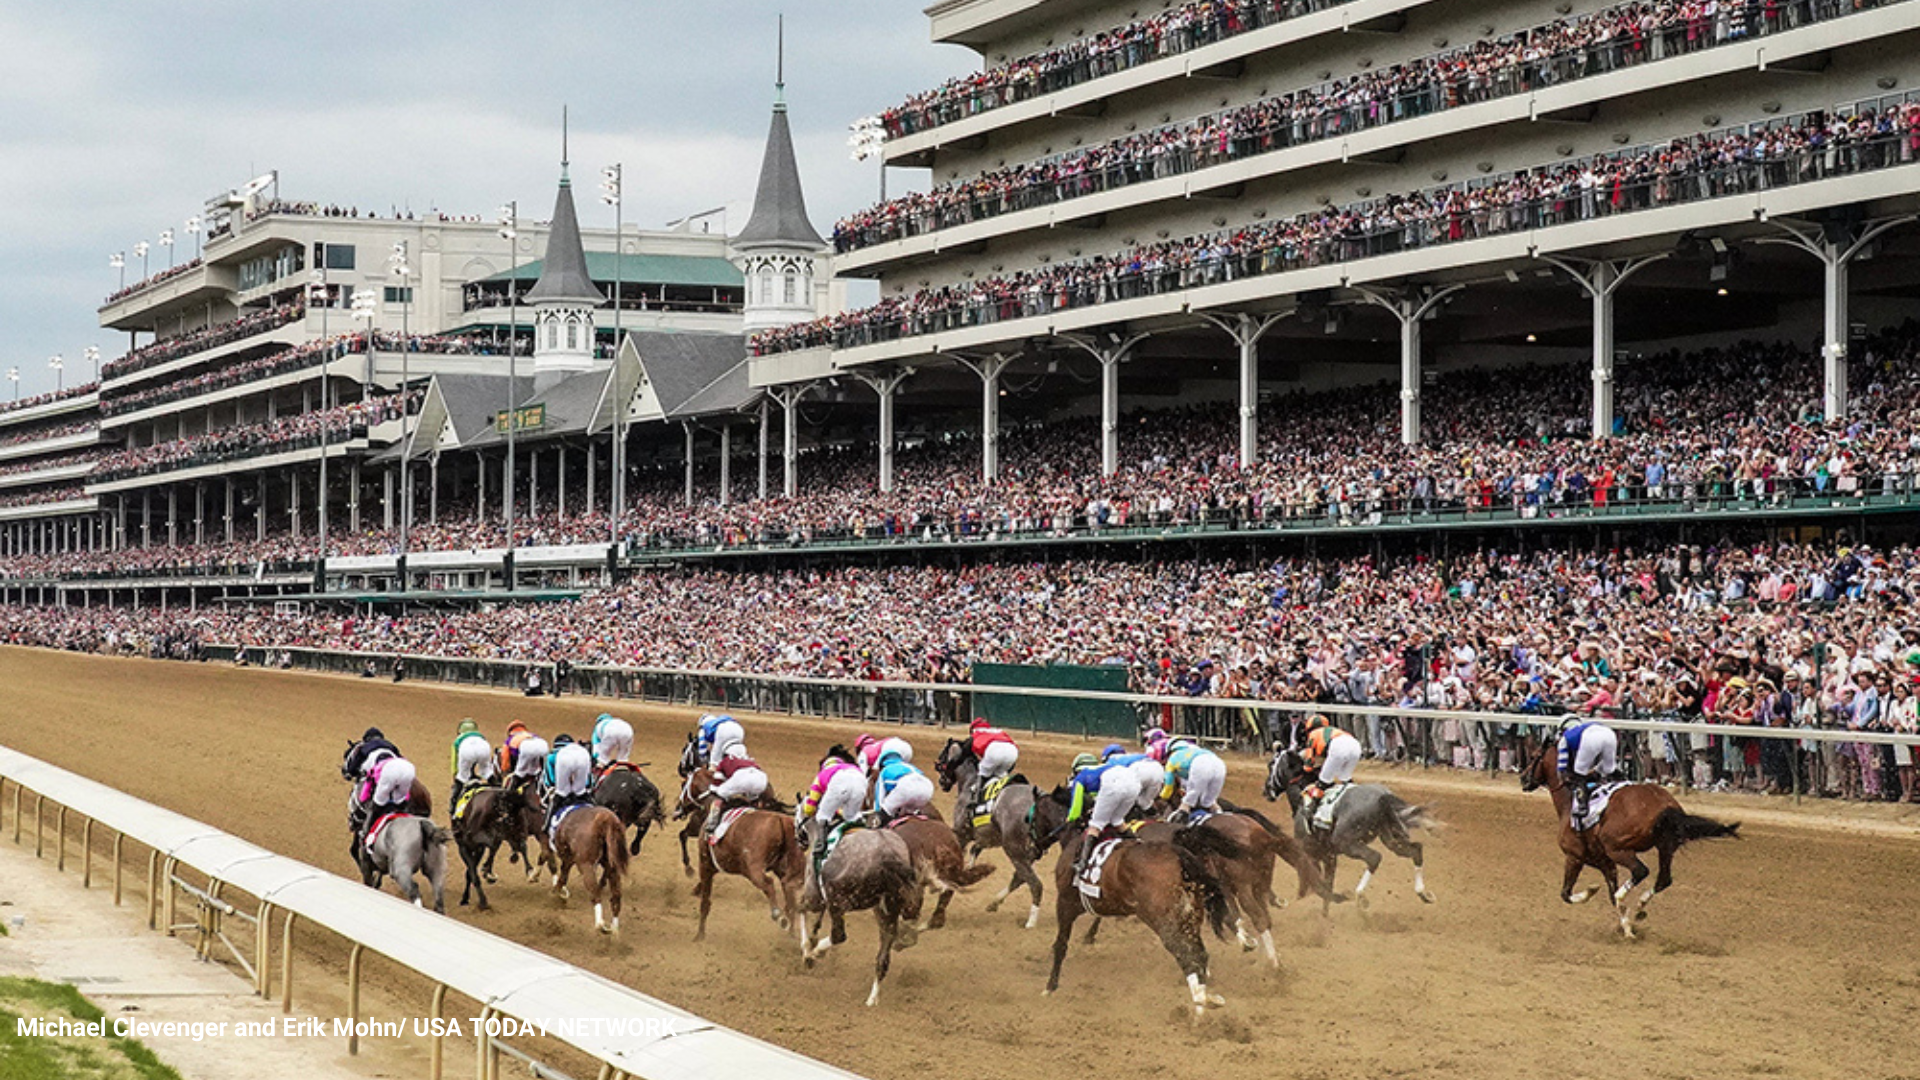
[704,748,769,839]
[966,717,1020,810]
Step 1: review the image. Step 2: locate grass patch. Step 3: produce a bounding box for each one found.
[0,975,183,1080]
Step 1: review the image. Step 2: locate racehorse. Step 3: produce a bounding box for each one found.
[1521,737,1739,938]
[339,740,434,870]
[360,813,449,914]
[1030,787,1239,1016]
[673,766,790,878]
[593,765,667,856]
[690,800,805,942]
[933,738,1047,929]
[1266,748,1436,914]
[450,785,535,911]
[885,815,996,931]
[1131,806,1321,969]
[796,819,923,1007]
[547,803,631,934]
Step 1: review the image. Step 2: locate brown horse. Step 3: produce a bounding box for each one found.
[797,820,924,1007]
[1133,806,1321,969]
[886,816,996,931]
[673,767,791,877]
[548,803,630,934]
[1522,740,1739,938]
[1032,789,1239,1015]
[693,806,805,942]
[451,784,535,911]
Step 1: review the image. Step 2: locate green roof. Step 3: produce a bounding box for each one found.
[485,252,742,289]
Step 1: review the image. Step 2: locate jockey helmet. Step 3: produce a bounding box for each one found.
[553,733,575,747]
[822,744,857,767]
[1147,740,1171,763]
[717,714,735,724]
[597,713,613,724]
[362,727,385,742]
[457,718,478,735]
[1070,752,1101,774]
[854,734,877,752]
[878,748,906,768]
[1101,743,1127,760]
[1307,715,1331,731]
[1142,726,1167,744]
[970,717,992,730]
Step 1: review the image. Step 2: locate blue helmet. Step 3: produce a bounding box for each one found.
[1101,743,1127,760]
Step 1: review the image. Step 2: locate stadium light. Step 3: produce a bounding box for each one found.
[133,240,150,280]
[83,345,99,380]
[184,216,202,259]
[848,116,887,201]
[599,167,625,545]
[499,201,520,538]
[158,229,175,269]
[109,251,125,291]
[5,367,17,401]
[309,268,333,557]
[388,241,414,557]
[47,355,62,391]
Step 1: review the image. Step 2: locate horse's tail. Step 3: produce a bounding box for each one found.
[600,812,632,881]
[940,859,997,891]
[1171,823,1246,864]
[422,820,452,848]
[1172,844,1234,943]
[1652,806,1740,848]
[1223,803,1284,837]
[1383,794,1439,834]
[1223,805,1322,900]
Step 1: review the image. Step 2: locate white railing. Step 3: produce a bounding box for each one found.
[0,744,864,1080]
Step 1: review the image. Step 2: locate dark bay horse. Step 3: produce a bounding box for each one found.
[451,785,536,911]
[1031,788,1239,1016]
[1266,748,1435,914]
[887,815,996,931]
[1522,740,1739,938]
[933,738,1047,929]
[693,806,805,942]
[548,803,631,934]
[1132,806,1320,968]
[593,766,667,856]
[797,820,923,1007]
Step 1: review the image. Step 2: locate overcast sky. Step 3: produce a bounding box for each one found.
[0,0,975,397]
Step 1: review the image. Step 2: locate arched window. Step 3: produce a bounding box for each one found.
[757,268,774,305]
[782,271,798,304]
[566,318,579,349]
[546,320,558,349]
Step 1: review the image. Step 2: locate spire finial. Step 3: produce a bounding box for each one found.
[775,15,786,109]
[561,105,570,178]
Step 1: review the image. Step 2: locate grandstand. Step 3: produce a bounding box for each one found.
[6,0,1920,610]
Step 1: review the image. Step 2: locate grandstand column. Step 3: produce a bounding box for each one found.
[1061,331,1151,477]
[1355,286,1463,445]
[350,460,362,532]
[719,424,732,506]
[683,422,696,506]
[953,352,1018,483]
[1755,215,1917,422]
[289,472,301,539]
[429,454,439,526]
[475,452,486,523]
[382,467,395,531]
[585,444,595,516]
[141,491,151,547]
[1200,312,1290,467]
[256,474,266,543]
[757,398,770,500]
[531,449,540,517]
[556,448,565,522]
[167,488,177,547]
[223,482,233,545]
[194,484,204,547]
[767,384,814,498]
[1540,255,1667,438]
[854,368,912,492]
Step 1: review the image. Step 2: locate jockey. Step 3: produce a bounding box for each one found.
[799,745,868,865]
[591,713,635,772]
[1101,743,1168,815]
[449,719,495,807]
[343,727,400,782]
[854,733,914,779]
[359,753,418,845]
[509,734,549,792]
[1557,718,1620,823]
[542,735,595,832]
[874,749,935,825]
[703,746,769,837]
[966,718,1019,808]
[695,714,745,771]
[1151,736,1227,824]
[496,721,534,777]
[1065,752,1144,880]
[1300,716,1363,825]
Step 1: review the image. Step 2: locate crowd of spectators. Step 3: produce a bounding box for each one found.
[0,484,84,509]
[0,450,103,480]
[5,538,1919,801]
[780,100,1920,354]
[102,258,206,306]
[843,0,1894,253]
[103,304,305,382]
[0,383,97,420]
[878,0,1879,140]
[0,419,93,450]
[91,391,421,485]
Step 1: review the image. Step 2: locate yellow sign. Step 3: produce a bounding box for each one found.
[494,404,545,433]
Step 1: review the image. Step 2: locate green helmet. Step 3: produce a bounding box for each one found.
[1070,752,1101,773]
[456,718,479,735]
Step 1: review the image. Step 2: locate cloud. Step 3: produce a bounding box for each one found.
[0,0,977,393]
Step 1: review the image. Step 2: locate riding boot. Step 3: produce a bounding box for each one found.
[1571,774,1594,822]
[701,798,725,839]
[1073,827,1098,879]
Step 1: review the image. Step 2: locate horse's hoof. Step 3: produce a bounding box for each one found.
[927,913,947,931]
[1206,992,1227,1007]
[483,872,498,885]
[984,898,1003,913]
[682,866,694,879]
[896,926,919,950]
[1634,909,1649,922]
[1418,890,1436,905]
[1355,892,1371,912]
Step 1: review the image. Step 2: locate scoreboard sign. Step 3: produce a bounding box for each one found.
[494,404,546,433]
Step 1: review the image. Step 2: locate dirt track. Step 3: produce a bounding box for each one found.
[4,646,1918,1080]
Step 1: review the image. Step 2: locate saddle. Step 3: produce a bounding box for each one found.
[815,820,863,873]
[452,785,483,824]
[1308,782,1352,834]
[1573,781,1631,833]
[971,775,1013,829]
[882,811,931,829]
[547,802,587,841]
[364,812,407,852]
[1075,838,1126,900]
[706,806,754,846]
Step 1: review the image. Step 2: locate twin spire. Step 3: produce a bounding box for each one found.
[524,103,602,306]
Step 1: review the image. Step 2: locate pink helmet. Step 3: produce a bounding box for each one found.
[854,734,877,752]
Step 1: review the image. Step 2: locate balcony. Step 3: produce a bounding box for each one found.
[0,426,98,467]
[0,493,97,522]
[102,308,309,391]
[97,261,239,330]
[0,456,99,491]
[0,388,98,433]
[845,0,1917,274]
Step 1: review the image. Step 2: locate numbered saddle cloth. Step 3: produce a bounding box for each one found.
[452,785,484,823]
[706,806,753,846]
[1575,781,1632,832]
[1075,838,1125,899]
[364,812,406,852]
[971,775,1013,829]
[547,802,587,842]
[1311,783,1353,832]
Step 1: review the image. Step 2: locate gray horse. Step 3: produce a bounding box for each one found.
[932,738,1045,929]
[362,813,450,914]
[1264,747,1435,913]
[797,818,923,1007]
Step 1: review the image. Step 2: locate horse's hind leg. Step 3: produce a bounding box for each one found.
[1044,898,1079,996]
[868,906,898,1007]
[459,840,489,911]
[1378,828,1434,903]
[922,886,955,932]
[1083,916,1104,945]
[1605,847,1653,936]
[1153,915,1219,1017]
[742,863,790,932]
[1340,841,1385,911]
[693,862,716,942]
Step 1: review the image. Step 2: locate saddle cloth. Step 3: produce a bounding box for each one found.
[707,806,753,846]
[365,812,407,852]
[548,802,587,841]
[883,811,931,829]
[452,785,483,823]
[815,820,862,873]
[1574,781,1632,832]
[1075,838,1125,899]
[971,775,1013,829]
[1311,782,1353,832]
